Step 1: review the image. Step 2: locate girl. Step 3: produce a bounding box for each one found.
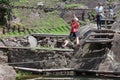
[62,19,80,48]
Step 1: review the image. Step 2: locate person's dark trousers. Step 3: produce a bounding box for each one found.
[96,15,102,29]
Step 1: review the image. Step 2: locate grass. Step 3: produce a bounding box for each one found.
[0,25,70,38]
[0,0,88,38]
[12,0,59,7]
[0,0,74,38]
[30,46,72,50]
[64,3,85,9]
[0,4,70,38]
[107,0,119,3]
[16,70,39,80]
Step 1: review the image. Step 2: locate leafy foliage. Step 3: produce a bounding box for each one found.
[64,4,83,9]
[0,0,11,5]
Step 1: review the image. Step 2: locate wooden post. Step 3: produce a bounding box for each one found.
[82,10,85,21]
[23,27,26,33]
[12,26,16,32]
[17,26,20,32]
[26,28,31,34]
[2,27,5,34]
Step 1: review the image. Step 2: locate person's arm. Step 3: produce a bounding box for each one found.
[102,6,105,13]
[72,13,79,21]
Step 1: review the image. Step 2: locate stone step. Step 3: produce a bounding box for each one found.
[90,33,114,36]
[30,33,68,38]
[85,39,113,43]
[0,46,74,52]
[92,29,116,33]
[101,25,112,27]
[101,18,114,22]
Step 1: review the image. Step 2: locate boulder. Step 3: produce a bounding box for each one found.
[37,2,44,7]
[0,64,16,80]
[0,51,7,63]
[28,35,37,47]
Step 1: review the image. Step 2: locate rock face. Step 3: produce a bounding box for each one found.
[0,51,7,63]
[0,64,16,80]
[0,0,120,76]
[0,55,16,80]
[0,24,120,75]
[0,36,73,69]
[28,35,37,47]
[8,49,73,69]
[112,34,120,62]
[0,41,16,80]
[1,22,119,72]
[69,23,120,72]
[69,0,105,8]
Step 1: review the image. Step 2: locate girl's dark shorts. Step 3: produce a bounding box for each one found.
[68,31,79,41]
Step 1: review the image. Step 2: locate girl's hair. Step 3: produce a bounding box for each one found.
[71,19,77,22]
[70,19,78,26]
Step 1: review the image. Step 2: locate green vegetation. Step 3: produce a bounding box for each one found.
[64,4,84,9]
[0,0,71,38]
[0,0,11,4]
[16,70,37,80]
[107,0,119,3]
[0,25,70,38]
[16,70,31,80]
[12,0,59,7]
[0,0,88,38]
[114,10,120,18]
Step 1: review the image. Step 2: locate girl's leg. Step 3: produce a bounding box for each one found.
[96,15,100,29]
[97,15,101,29]
[62,39,70,47]
[99,15,102,29]
[75,32,80,46]
[62,32,72,47]
[76,37,80,45]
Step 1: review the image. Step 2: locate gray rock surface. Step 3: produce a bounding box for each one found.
[0,64,16,80]
[0,51,7,63]
[28,35,37,47]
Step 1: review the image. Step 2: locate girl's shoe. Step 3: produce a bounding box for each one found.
[62,45,66,48]
[76,44,80,47]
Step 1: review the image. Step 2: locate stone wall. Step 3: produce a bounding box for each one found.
[0,42,16,80]
[0,64,16,80]
[8,49,73,69]
[1,24,119,72]
[0,23,120,74]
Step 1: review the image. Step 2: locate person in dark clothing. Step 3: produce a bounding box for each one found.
[95,3,104,29]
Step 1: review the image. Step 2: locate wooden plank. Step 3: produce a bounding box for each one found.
[88,38,109,40]
[0,46,74,52]
[85,39,113,43]
[90,33,114,36]
[101,18,114,22]
[99,74,120,78]
[14,67,74,72]
[92,29,116,33]
[101,25,112,27]
[33,77,74,80]
[14,67,120,76]
[75,69,120,75]
[30,33,68,37]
